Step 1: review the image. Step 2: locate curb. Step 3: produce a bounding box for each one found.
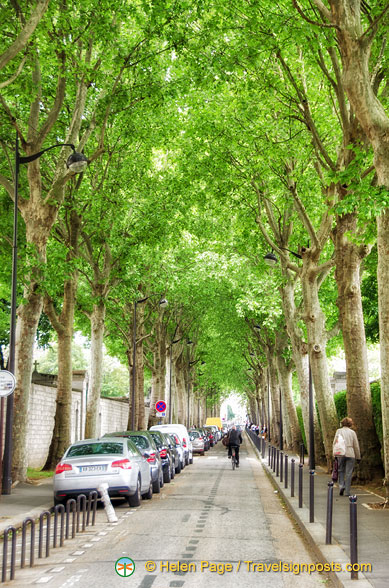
[0,502,53,536]
[247,434,373,588]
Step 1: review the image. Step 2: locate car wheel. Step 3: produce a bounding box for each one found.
[181,459,185,470]
[200,451,205,456]
[171,464,175,479]
[163,466,171,484]
[153,476,161,493]
[175,460,181,474]
[129,479,141,507]
[189,456,193,464]
[185,454,189,466]
[143,480,153,500]
[160,471,164,488]
[54,497,66,506]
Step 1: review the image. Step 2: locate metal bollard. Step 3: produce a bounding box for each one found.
[300,443,305,464]
[276,449,280,477]
[66,499,77,539]
[272,446,276,472]
[298,463,303,508]
[262,439,266,459]
[2,526,17,582]
[291,459,295,497]
[76,494,87,533]
[268,444,271,466]
[309,470,315,522]
[284,455,288,489]
[280,451,283,482]
[53,504,65,548]
[87,491,98,527]
[349,496,358,579]
[38,511,51,559]
[21,517,35,568]
[326,482,334,544]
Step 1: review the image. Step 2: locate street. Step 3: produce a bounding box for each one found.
[11,437,332,587]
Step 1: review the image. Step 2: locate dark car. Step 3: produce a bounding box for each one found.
[104,431,164,494]
[203,426,216,447]
[148,429,175,483]
[190,428,210,451]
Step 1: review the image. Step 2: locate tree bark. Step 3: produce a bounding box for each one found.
[334,212,383,480]
[85,301,105,438]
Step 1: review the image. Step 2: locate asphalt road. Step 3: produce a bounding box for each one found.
[12,436,334,587]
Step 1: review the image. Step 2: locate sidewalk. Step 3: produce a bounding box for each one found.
[0,478,53,534]
[247,433,388,588]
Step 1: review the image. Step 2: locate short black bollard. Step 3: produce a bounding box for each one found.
[76,494,87,533]
[21,517,35,568]
[53,504,65,548]
[291,458,295,497]
[280,451,283,482]
[66,499,77,539]
[268,444,271,466]
[326,482,334,544]
[298,463,303,508]
[2,526,17,582]
[272,447,276,472]
[262,439,266,459]
[38,511,51,559]
[309,470,315,522]
[349,495,358,580]
[284,455,288,489]
[87,491,98,527]
[276,449,280,477]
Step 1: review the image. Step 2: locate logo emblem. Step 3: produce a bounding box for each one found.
[115,556,135,577]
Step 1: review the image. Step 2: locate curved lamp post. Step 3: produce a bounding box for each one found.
[131,296,168,431]
[2,136,87,495]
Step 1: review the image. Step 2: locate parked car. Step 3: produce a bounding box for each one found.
[148,430,175,483]
[104,431,164,494]
[166,433,184,472]
[189,430,205,455]
[190,428,210,451]
[163,433,182,474]
[54,438,152,507]
[149,424,193,465]
[203,426,216,447]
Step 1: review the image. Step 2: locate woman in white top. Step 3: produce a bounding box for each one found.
[333,417,361,496]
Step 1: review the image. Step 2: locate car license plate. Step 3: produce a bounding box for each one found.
[79,465,107,473]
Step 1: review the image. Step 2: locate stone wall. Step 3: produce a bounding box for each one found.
[26,383,130,469]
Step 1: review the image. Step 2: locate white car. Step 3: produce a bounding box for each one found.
[150,424,193,466]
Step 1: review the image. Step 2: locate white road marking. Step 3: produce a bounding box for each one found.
[49,566,65,573]
[35,577,53,584]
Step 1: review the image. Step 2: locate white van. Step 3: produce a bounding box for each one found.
[150,424,193,466]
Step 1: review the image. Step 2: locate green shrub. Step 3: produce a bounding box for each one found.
[334,389,347,422]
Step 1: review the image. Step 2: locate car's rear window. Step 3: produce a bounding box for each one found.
[190,431,200,439]
[130,435,149,450]
[67,442,123,457]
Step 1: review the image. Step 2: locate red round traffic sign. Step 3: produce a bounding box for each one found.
[156,400,167,413]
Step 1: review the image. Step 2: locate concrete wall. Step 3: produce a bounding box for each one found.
[26,383,130,469]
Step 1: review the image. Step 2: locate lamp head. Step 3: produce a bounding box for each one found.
[159,298,168,308]
[264,252,278,266]
[66,151,88,173]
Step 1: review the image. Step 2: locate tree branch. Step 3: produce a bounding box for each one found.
[293,0,339,29]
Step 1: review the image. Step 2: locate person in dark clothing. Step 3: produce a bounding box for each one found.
[228,425,243,466]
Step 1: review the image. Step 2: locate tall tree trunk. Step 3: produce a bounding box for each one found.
[301,254,338,464]
[334,212,383,480]
[85,301,105,438]
[276,342,301,453]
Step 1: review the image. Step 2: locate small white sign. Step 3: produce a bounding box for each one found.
[157,411,166,417]
[0,370,16,397]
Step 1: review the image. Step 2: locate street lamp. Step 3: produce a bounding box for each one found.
[168,338,181,423]
[2,135,87,495]
[131,295,168,431]
[263,251,278,266]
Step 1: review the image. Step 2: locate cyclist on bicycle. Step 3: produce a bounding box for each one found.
[228,425,243,467]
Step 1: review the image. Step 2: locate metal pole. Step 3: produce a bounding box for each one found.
[168,343,172,422]
[349,496,358,579]
[308,360,315,470]
[284,454,288,489]
[279,388,283,451]
[309,470,315,522]
[280,451,283,482]
[131,302,137,431]
[326,481,334,544]
[291,458,295,497]
[267,367,271,443]
[187,378,190,429]
[2,133,19,495]
[298,464,303,508]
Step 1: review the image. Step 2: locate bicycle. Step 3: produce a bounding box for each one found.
[231,445,239,470]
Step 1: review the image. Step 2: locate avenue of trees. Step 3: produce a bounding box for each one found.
[0,1,388,485]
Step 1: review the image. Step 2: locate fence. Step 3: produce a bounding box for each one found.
[1,491,98,583]
[246,427,359,581]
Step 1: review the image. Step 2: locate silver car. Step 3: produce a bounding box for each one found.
[54,438,152,507]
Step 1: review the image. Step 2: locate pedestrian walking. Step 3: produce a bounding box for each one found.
[332,417,361,496]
